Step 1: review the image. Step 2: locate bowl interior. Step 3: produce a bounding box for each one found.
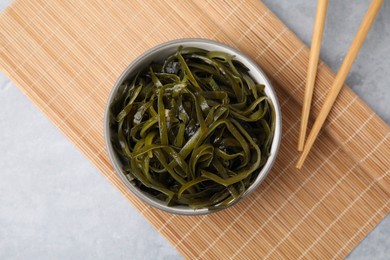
[104,39,282,215]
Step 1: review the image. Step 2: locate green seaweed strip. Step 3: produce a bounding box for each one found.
[157,85,169,145]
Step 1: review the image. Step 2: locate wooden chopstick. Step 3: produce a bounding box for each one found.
[296,0,384,169]
[298,0,328,151]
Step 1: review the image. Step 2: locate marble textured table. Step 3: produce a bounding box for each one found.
[1,0,388,259]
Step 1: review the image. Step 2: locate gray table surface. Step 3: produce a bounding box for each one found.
[0,1,389,259]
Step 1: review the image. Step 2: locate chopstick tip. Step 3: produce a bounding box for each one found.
[296,153,307,169]
[296,162,303,169]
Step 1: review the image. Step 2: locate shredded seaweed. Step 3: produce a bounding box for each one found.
[110,46,275,210]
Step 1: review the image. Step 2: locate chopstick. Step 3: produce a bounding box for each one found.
[296,0,384,169]
[298,0,328,151]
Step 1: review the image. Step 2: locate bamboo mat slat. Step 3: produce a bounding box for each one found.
[1,0,389,258]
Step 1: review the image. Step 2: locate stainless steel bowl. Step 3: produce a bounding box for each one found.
[104,38,282,215]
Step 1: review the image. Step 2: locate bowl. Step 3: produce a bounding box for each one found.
[104,38,282,215]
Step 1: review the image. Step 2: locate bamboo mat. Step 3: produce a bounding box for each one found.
[1,0,389,258]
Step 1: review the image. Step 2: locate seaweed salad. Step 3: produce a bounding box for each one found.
[109,46,275,210]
